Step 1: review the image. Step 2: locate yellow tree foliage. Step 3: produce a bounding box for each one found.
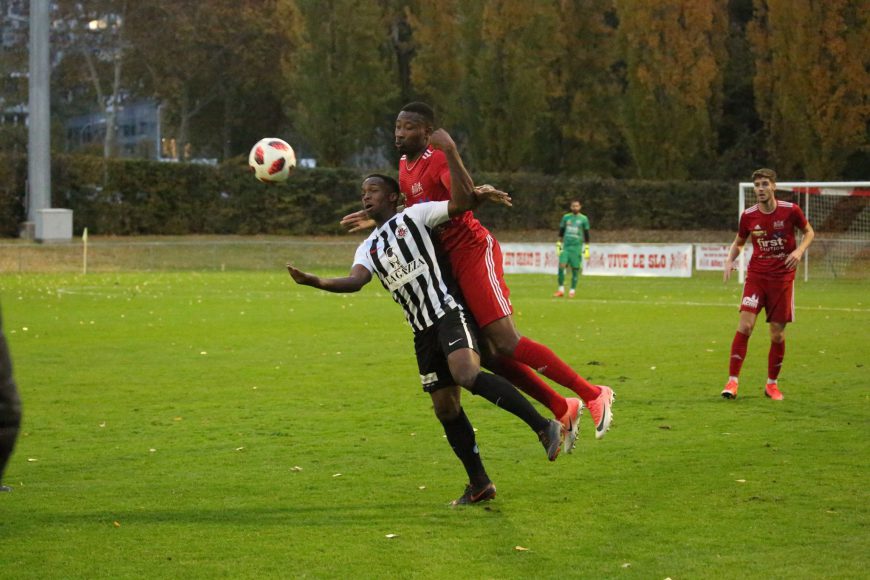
[749,0,869,179]
[617,0,729,178]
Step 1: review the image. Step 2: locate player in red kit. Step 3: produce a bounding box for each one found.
[722,168,815,400]
[343,102,613,449]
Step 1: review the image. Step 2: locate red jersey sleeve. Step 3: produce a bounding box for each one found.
[790,204,808,229]
[737,213,750,239]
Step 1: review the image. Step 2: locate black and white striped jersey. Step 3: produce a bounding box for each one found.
[353,201,461,333]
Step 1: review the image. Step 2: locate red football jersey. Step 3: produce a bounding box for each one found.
[738,200,808,280]
[399,146,490,253]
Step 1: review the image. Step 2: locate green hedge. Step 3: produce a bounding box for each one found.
[0,155,737,237]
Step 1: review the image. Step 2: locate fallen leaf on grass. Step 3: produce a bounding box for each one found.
[113,521,121,528]
[290,466,303,472]
[621,563,632,568]
[385,534,398,539]
[736,479,746,483]
[235,447,245,452]
[514,546,529,552]
[333,473,342,478]
[27,458,38,462]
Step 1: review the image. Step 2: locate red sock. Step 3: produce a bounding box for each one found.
[512,337,601,404]
[768,340,785,381]
[489,355,568,418]
[729,331,749,377]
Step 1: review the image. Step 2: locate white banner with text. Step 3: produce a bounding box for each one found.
[501,243,561,274]
[694,243,752,271]
[500,243,693,277]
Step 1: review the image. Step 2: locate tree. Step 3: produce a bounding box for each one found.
[125,0,303,161]
[617,0,729,179]
[749,0,869,179]
[404,0,466,128]
[54,0,130,160]
[547,0,624,175]
[0,3,28,156]
[467,0,563,171]
[291,0,397,166]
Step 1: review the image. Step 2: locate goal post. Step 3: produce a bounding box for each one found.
[737,181,870,282]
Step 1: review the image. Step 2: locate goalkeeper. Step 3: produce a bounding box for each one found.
[554,200,590,298]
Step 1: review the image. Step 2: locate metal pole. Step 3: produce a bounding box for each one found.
[27,0,51,223]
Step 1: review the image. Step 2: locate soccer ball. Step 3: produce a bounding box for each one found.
[248,138,296,183]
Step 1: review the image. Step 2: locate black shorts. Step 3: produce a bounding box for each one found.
[414,308,479,393]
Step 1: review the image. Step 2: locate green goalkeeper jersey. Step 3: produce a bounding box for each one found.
[560,212,590,247]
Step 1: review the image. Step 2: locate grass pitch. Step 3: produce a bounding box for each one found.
[0,270,867,578]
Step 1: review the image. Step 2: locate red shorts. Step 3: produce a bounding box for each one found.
[448,235,512,328]
[740,275,795,323]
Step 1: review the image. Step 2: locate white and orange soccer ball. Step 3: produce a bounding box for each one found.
[248,138,296,183]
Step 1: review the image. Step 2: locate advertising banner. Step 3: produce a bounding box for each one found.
[694,244,752,271]
[501,243,693,277]
[501,243,560,274]
[583,244,692,277]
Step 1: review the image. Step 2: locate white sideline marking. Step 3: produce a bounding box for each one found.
[565,297,870,313]
[53,288,870,313]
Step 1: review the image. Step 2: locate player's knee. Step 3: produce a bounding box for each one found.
[451,367,479,389]
[737,321,754,336]
[432,399,460,423]
[490,335,519,357]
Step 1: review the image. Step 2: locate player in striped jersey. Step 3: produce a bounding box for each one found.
[722,168,815,400]
[287,130,565,506]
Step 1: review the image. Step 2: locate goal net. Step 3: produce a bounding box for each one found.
[737,181,870,281]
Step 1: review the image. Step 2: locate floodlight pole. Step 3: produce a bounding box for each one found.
[27,0,51,223]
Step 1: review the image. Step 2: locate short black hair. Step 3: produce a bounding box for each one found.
[400,102,435,126]
[364,173,400,194]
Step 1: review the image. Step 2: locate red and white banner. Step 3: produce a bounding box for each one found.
[500,243,693,277]
[584,244,692,277]
[501,243,560,274]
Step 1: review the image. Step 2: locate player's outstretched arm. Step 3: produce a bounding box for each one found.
[287,263,372,293]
